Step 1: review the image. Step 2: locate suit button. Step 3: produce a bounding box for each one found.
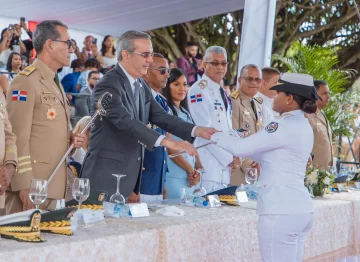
[164,160,166,164]
[144,145,147,148]
[33,160,36,163]
[142,167,145,171]
[137,157,141,161]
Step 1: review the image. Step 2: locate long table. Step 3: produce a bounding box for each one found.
[0,192,359,262]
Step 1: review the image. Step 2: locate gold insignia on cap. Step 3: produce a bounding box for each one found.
[98,193,105,202]
[230,91,239,99]
[46,107,57,120]
[198,80,208,89]
[19,65,36,76]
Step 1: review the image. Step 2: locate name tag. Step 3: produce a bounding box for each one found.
[128,203,150,217]
[82,209,104,224]
[236,191,249,203]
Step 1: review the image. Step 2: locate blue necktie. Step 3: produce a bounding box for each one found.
[156,95,169,113]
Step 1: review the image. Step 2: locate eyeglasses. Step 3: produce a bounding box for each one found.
[242,76,262,84]
[52,39,72,49]
[205,61,229,67]
[148,67,170,75]
[90,77,100,81]
[131,51,154,59]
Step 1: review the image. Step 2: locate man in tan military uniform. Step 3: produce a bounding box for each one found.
[305,80,332,169]
[6,20,86,214]
[230,64,263,185]
[0,85,17,208]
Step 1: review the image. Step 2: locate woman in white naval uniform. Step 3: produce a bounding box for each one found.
[211,73,318,262]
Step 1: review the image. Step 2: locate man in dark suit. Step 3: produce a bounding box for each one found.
[73,70,99,125]
[140,53,170,202]
[80,31,216,203]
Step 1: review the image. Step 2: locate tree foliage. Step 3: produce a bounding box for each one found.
[147,0,360,84]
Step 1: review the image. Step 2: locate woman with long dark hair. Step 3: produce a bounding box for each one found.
[211,73,317,262]
[97,35,116,69]
[0,52,21,94]
[163,68,203,198]
[0,26,26,68]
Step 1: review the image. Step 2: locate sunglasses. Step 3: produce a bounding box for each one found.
[131,51,154,59]
[205,61,229,67]
[52,39,72,49]
[148,67,170,75]
[242,76,262,84]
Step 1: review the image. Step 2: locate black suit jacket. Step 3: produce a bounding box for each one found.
[80,64,195,197]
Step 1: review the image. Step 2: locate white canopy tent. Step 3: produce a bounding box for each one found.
[0,0,277,70]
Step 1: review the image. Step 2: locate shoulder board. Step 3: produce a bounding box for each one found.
[198,79,208,90]
[19,65,36,76]
[230,91,239,99]
[254,97,263,104]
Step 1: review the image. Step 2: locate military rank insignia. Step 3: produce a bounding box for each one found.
[190,94,202,103]
[198,80,208,89]
[265,122,278,133]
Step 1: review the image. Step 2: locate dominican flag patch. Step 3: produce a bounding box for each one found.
[12,90,27,101]
[190,94,202,103]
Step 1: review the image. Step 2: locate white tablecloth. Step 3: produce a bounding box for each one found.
[0,192,359,262]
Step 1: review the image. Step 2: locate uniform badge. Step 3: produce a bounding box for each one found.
[255,97,263,104]
[230,91,239,99]
[46,107,57,120]
[12,90,27,102]
[190,94,202,103]
[244,110,250,116]
[198,80,208,89]
[265,122,278,133]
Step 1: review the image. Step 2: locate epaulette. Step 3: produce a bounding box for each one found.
[254,97,263,104]
[230,91,239,99]
[198,79,208,90]
[19,65,36,76]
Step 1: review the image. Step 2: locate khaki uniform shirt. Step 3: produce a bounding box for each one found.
[305,109,333,169]
[0,86,17,207]
[230,89,263,185]
[6,59,71,199]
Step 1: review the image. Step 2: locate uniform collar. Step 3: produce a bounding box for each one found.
[281,109,303,117]
[256,92,272,102]
[33,58,55,80]
[202,74,221,90]
[150,88,158,99]
[238,89,253,102]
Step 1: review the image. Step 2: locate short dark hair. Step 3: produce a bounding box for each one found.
[84,58,101,70]
[240,64,262,78]
[70,59,85,69]
[262,67,280,81]
[186,41,198,47]
[314,80,328,90]
[33,20,68,54]
[88,70,100,80]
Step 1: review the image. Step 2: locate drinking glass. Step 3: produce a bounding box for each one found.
[192,169,207,196]
[109,174,126,205]
[245,168,258,185]
[72,178,90,210]
[327,166,337,176]
[29,179,48,210]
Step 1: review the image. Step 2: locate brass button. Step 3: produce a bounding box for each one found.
[33,160,37,163]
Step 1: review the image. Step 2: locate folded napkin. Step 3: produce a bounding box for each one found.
[156,206,185,217]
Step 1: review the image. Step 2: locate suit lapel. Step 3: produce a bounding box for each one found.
[138,83,145,122]
[115,64,139,120]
